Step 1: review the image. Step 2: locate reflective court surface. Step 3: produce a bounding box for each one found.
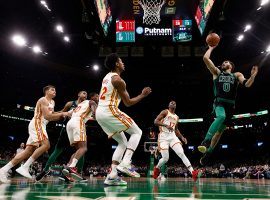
[0,177,270,199]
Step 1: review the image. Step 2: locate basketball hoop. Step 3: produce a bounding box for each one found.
[139,0,165,25]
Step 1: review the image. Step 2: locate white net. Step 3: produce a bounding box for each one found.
[139,0,165,25]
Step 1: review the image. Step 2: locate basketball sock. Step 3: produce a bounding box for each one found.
[112,132,128,162]
[23,157,34,170]
[111,164,118,176]
[77,156,85,173]
[156,150,169,169]
[122,149,133,164]
[188,166,194,174]
[44,147,63,171]
[69,158,78,168]
[1,162,14,173]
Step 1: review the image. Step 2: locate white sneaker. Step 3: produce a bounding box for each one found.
[0,169,10,183]
[160,175,166,181]
[116,162,140,178]
[104,175,127,186]
[16,166,32,179]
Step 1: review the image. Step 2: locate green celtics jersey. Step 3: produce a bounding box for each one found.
[213,72,239,104]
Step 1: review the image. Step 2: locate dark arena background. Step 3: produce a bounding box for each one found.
[0,0,270,199]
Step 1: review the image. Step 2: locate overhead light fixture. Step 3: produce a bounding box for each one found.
[56,25,64,33]
[63,36,70,42]
[266,45,270,52]
[93,65,99,71]
[261,0,269,6]
[33,45,42,54]
[244,24,252,32]
[237,34,244,41]
[11,34,27,47]
[40,0,46,5]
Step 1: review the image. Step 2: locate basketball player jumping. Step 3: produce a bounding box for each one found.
[198,45,258,165]
[0,85,69,183]
[96,53,152,186]
[62,93,99,181]
[153,101,200,181]
[35,91,88,182]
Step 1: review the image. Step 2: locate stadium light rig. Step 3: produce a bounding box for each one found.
[63,36,70,42]
[261,0,269,6]
[32,45,42,54]
[93,65,99,71]
[266,45,270,52]
[11,34,27,47]
[56,24,64,33]
[237,34,244,41]
[244,24,252,32]
[40,0,51,11]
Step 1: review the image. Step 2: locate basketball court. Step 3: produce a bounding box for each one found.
[1,177,270,199]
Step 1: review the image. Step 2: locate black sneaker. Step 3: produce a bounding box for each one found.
[198,140,211,154]
[35,170,50,182]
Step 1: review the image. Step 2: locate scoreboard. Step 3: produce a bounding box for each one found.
[116,19,192,43]
[116,20,136,42]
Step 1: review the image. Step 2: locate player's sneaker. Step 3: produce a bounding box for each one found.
[116,162,140,178]
[16,166,32,179]
[104,175,127,186]
[62,167,82,181]
[0,169,10,183]
[198,140,211,153]
[153,167,160,179]
[79,177,88,183]
[160,174,166,181]
[35,170,50,182]
[58,173,73,182]
[192,169,201,182]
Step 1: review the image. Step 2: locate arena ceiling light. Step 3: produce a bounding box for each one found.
[40,0,51,11]
[261,0,269,6]
[93,65,99,71]
[11,34,27,47]
[56,24,64,33]
[244,24,252,32]
[32,45,42,54]
[237,34,244,41]
[257,6,262,10]
[266,45,270,52]
[63,36,70,42]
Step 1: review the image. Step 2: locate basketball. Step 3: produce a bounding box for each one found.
[206,33,220,47]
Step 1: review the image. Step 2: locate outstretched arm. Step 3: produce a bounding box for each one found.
[203,46,221,78]
[235,66,258,88]
[154,110,174,132]
[112,75,152,107]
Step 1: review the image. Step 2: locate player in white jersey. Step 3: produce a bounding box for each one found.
[96,53,152,186]
[0,85,69,183]
[153,101,200,182]
[63,93,99,181]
